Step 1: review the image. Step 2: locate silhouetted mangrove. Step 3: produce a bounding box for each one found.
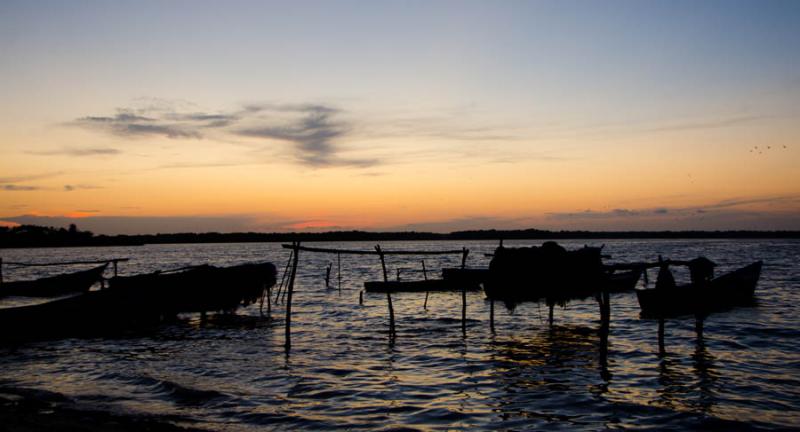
[2,224,799,249]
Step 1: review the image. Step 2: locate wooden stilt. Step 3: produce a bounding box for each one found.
[375,245,395,337]
[266,285,272,319]
[695,315,704,338]
[0,257,4,287]
[422,260,429,311]
[461,286,467,336]
[359,290,363,305]
[325,263,332,289]
[285,241,300,351]
[337,253,342,294]
[113,260,118,277]
[461,248,468,336]
[489,299,495,334]
[658,318,666,356]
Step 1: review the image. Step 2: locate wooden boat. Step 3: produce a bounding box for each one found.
[0,262,276,343]
[483,242,606,306]
[0,263,108,298]
[636,261,762,318]
[364,278,481,293]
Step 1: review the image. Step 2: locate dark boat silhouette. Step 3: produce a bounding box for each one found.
[0,263,108,298]
[0,262,276,342]
[636,261,762,318]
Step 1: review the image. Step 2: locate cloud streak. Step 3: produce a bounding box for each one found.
[72,101,376,168]
[1,185,40,191]
[29,147,121,157]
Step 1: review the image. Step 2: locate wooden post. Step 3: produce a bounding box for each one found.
[266,285,272,319]
[396,268,401,281]
[285,242,300,351]
[359,290,363,305]
[695,315,704,338]
[337,253,342,294]
[0,257,3,287]
[549,303,554,326]
[375,245,395,337]
[489,299,495,334]
[422,260,429,310]
[658,318,666,356]
[461,247,468,336]
[113,260,118,277]
[325,263,332,289]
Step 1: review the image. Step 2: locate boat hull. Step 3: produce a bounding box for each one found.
[0,262,277,343]
[0,263,108,298]
[636,261,762,318]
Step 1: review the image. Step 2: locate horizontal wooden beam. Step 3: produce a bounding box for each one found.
[2,258,129,267]
[281,244,465,256]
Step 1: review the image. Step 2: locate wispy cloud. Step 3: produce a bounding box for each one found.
[64,184,102,192]
[640,115,772,133]
[72,101,377,167]
[0,172,62,184]
[236,104,377,167]
[29,147,121,157]
[1,184,40,191]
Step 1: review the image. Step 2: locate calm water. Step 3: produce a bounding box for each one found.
[1,240,798,430]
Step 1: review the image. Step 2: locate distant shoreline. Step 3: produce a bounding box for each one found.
[1,225,799,249]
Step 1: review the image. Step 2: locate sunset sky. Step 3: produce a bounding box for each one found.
[1,0,798,234]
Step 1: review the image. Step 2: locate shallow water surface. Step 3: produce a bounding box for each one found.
[1,240,798,430]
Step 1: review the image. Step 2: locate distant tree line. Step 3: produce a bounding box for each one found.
[1,224,798,249]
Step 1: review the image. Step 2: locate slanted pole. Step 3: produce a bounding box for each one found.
[375,245,395,337]
[275,249,293,304]
[658,318,666,356]
[285,242,301,351]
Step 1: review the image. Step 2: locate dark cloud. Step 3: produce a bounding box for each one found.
[1,184,40,191]
[75,112,202,139]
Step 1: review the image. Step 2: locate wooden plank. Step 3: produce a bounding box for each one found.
[281,244,464,256]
